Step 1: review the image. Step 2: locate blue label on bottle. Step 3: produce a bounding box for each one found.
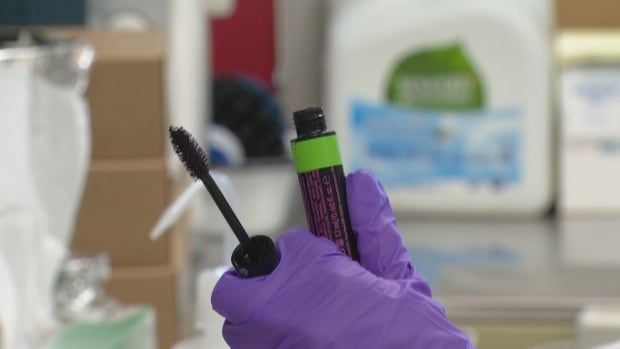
[350,101,523,189]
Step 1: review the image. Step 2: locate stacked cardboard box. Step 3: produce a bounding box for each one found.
[49,29,184,349]
[557,0,620,28]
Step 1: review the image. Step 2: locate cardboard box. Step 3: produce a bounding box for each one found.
[107,265,181,349]
[47,29,167,159]
[72,159,181,266]
[557,0,620,28]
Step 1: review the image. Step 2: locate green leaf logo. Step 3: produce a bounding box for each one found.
[387,43,485,110]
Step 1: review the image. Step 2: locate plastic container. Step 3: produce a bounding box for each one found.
[325,0,552,216]
[172,267,229,349]
[557,30,620,216]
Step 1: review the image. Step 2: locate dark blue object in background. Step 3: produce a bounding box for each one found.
[0,0,84,25]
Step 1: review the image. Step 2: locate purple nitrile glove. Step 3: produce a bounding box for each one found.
[212,169,475,349]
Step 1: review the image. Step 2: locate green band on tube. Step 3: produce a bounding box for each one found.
[291,134,342,173]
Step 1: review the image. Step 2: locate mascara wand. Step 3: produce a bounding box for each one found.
[169,126,280,277]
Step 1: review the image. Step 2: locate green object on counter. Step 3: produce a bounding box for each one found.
[45,307,155,349]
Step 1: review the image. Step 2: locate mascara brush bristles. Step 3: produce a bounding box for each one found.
[169,126,210,180]
[168,125,252,248]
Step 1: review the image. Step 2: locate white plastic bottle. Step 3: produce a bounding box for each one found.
[325,0,552,216]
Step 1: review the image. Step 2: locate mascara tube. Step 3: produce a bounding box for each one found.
[290,107,359,260]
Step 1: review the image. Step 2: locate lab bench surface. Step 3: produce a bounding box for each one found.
[396,218,620,349]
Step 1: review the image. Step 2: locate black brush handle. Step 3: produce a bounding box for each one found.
[201,172,251,246]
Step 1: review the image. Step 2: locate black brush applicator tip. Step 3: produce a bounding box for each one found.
[169,125,210,180]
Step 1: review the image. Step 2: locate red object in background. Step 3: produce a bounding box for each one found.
[211,0,275,90]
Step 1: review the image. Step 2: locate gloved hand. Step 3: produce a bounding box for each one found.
[212,170,474,348]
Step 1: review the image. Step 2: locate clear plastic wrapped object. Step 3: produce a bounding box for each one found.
[54,254,114,322]
[0,30,93,349]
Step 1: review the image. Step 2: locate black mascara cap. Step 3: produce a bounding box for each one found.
[232,235,280,277]
[293,107,327,138]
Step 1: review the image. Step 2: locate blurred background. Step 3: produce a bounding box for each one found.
[2,0,620,348]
